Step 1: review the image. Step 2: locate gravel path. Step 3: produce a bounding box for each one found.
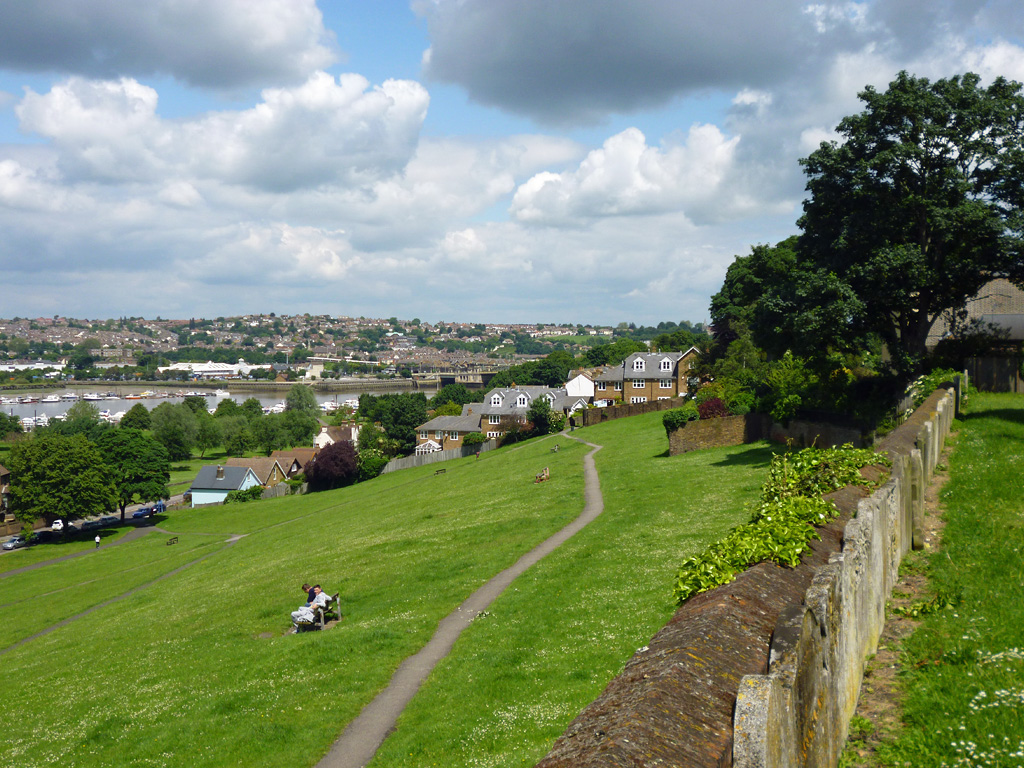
[317,432,604,768]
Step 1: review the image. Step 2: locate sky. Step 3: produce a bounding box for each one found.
[0,1,1022,325]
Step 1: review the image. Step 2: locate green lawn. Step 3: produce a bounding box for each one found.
[0,413,772,767]
[869,393,1024,766]
[370,413,773,767]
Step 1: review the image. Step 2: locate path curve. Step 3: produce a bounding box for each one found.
[318,433,603,768]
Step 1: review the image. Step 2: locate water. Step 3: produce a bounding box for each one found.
[2,386,432,424]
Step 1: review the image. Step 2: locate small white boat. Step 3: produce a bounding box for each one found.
[41,394,61,404]
[61,392,80,401]
[214,389,230,398]
[83,392,103,401]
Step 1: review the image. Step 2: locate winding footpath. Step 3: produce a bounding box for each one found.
[317,432,605,768]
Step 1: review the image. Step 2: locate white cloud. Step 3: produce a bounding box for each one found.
[16,72,430,190]
[510,125,748,225]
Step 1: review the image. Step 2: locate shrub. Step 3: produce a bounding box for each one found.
[305,441,358,491]
[697,397,730,420]
[663,403,699,438]
[462,432,487,446]
[224,486,264,504]
[357,449,388,482]
[673,444,887,603]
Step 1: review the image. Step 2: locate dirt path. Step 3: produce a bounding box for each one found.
[840,442,952,765]
[316,432,605,768]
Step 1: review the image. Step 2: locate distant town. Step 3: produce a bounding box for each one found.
[0,314,708,382]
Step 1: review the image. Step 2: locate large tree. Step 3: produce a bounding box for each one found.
[773,71,1024,377]
[96,429,170,520]
[7,434,116,526]
[285,383,319,414]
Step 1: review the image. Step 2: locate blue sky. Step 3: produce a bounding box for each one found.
[0,0,1021,324]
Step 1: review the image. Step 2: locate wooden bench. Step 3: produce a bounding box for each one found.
[166,537,178,546]
[434,468,446,475]
[295,593,341,632]
[550,444,560,453]
[534,467,550,483]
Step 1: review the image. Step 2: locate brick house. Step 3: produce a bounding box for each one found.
[594,348,699,405]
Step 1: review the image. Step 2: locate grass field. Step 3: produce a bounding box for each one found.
[0,412,772,767]
[868,393,1024,766]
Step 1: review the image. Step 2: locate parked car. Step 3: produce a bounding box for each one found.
[132,507,152,519]
[51,519,64,531]
[3,535,27,550]
[99,516,118,526]
[33,530,55,544]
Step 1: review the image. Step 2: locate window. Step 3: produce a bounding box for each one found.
[614,382,622,391]
[435,430,443,440]
[632,358,645,371]
[597,381,607,391]
[420,430,428,440]
[657,396,671,400]
[490,394,502,406]
[630,396,647,404]
[660,380,673,389]
[487,431,501,438]
[448,431,458,440]
[660,359,672,371]
[632,379,646,388]
[516,395,528,407]
[489,415,500,425]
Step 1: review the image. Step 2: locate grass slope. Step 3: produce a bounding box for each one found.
[869,393,1024,766]
[370,413,774,767]
[0,414,772,767]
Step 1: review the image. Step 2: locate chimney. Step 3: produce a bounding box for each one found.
[216,466,224,479]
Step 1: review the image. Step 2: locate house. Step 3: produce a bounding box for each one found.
[565,371,596,400]
[468,386,588,441]
[594,348,699,405]
[415,411,484,452]
[189,465,261,507]
[271,448,318,476]
[224,457,288,487]
[927,278,1024,348]
[314,423,361,450]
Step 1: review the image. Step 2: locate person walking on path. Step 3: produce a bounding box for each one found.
[94,534,101,549]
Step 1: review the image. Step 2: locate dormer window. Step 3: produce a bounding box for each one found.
[632,358,645,372]
[516,395,528,407]
[490,394,502,406]
[660,358,672,371]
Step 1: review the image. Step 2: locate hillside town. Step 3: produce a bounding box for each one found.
[0,313,702,381]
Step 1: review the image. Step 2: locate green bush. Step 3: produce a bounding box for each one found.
[462,432,487,446]
[224,485,264,504]
[663,403,699,438]
[673,444,887,603]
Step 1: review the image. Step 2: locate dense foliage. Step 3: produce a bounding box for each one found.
[305,440,359,491]
[673,445,886,603]
[764,72,1024,378]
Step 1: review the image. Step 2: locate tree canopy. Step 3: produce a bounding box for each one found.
[762,71,1024,377]
[96,429,170,519]
[7,434,116,525]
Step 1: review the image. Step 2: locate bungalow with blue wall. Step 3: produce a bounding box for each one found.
[189,465,261,507]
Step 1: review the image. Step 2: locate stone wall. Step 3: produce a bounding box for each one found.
[669,413,867,456]
[669,413,766,454]
[535,387,958,768]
